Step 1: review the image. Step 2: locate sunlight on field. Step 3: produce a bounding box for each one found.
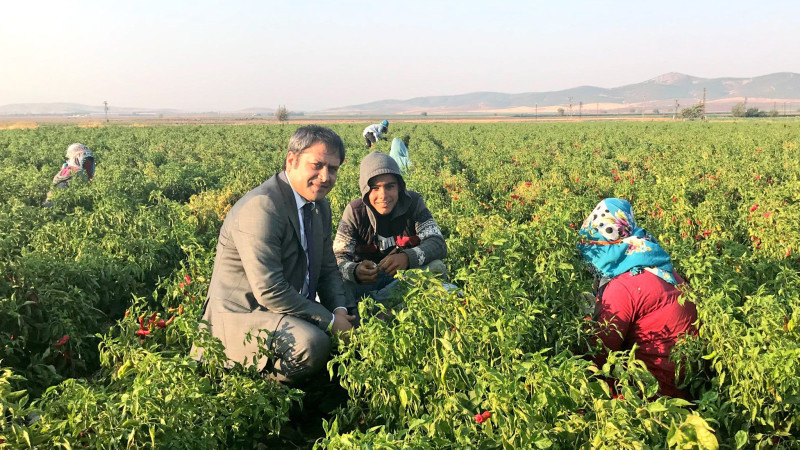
[78,121,104,128]
[0,121,38,130]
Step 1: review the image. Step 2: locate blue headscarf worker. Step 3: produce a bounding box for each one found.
[577,198,699,399]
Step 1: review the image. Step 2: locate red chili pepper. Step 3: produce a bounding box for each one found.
[474,413,485,423]
[55,334,70,346]
[135,329,150,337]
[750,204,758,212]
[156,319,166,329]
[185,274,192,284]
[148,312,158,326]
[481,411,492,419]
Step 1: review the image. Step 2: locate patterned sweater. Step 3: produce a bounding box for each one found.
[333,190,446,282]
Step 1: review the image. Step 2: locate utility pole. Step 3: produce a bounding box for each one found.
[702,88,707,121]
[579,101,583,119]
[535,103,538,121]
[104,101,109,122]
[568,97,573,117]
[674,99,679,120]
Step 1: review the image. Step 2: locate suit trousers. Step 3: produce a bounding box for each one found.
[263,312,331,385]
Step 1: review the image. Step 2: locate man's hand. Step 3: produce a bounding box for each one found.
[355,260,379,284]
[377,252,409,277]
[331,308,356,344]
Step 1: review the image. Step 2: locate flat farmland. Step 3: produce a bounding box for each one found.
[1,121,798,448]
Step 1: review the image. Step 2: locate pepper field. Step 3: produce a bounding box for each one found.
[1,121,799,448]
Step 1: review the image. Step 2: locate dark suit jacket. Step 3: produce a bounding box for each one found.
[198,171,350,368]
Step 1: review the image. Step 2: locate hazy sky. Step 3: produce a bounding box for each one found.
[2,1,798,112]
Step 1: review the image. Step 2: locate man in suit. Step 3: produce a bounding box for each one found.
[196,125,356,385]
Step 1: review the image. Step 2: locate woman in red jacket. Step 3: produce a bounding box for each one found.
[577,198,698,398]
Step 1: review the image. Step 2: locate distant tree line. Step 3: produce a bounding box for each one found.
[731,103,779,118]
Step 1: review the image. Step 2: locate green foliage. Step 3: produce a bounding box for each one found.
[1,122,799,447]
[731,103,746,117]
[680,103,704,119]
[275,105,289,123]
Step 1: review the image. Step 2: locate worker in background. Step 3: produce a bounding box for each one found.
[362,120,389,149]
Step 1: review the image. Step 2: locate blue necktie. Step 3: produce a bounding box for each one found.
[302,202,316,300]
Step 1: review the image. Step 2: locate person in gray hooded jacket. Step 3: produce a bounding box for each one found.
[333,151,447,306]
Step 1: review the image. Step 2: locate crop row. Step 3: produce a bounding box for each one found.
[0,121,798,448]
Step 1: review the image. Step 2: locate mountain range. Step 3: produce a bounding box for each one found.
[2,73,798,116]
[321,72,800,115]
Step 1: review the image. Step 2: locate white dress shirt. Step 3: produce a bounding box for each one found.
[284,171,347,328]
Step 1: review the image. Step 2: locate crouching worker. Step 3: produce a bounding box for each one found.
[389,137,412,174]
[334,151,447,309]
[43,143,96,207]
[577,198,698,399]
[362,120,389,149]
[193,126,356,386]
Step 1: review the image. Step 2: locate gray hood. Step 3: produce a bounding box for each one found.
[358,151,406,196]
